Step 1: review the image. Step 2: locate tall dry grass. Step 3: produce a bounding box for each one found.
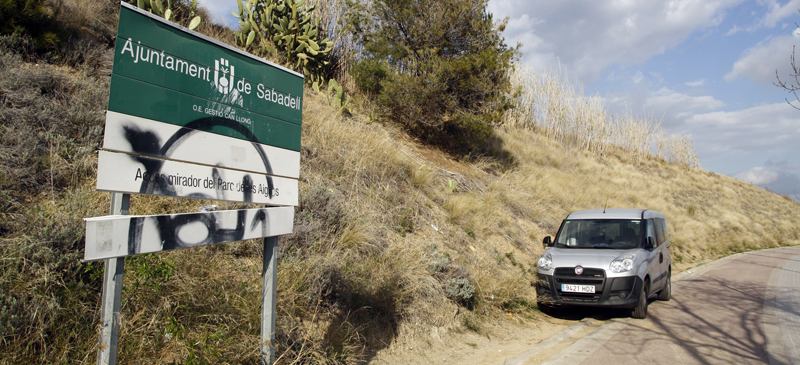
[2,0,800,363]
[504,64,702,168]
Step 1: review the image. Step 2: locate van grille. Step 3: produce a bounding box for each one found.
[553,267,606,302]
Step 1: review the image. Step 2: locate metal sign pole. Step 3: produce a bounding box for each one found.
[97,192,129,365]
[261,236,279,365]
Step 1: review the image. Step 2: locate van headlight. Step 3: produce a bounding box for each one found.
[610,254,636,273]
[537,252,553,271]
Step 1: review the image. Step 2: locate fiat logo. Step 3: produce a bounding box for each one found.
[575,266,584,275]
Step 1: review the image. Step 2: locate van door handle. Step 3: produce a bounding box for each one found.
[659,252,663,264]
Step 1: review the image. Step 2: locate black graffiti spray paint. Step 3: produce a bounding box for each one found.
[122,117,276,253]
[126,208,271,254]
[122,116,275,200]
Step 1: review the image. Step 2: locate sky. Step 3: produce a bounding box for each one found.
[201,0,800,201]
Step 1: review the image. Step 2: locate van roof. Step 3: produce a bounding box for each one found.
[565,209,665,220]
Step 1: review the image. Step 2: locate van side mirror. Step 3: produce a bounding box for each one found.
[646,237,656,250]
[543,236,553,247]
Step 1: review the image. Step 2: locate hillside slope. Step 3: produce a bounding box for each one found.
[2,6,799,365]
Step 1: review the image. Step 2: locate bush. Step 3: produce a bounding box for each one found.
[351,57,388,96]
[0,0,63,50]
[445,278,476,308]
[345,0,517,154]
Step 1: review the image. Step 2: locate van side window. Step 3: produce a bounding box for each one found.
[658,218,669,244]
[646,219,657,247]
[654,219,665,246]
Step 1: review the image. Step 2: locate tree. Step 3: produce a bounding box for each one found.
[345,0,517,153]
[775,45,800,110]
[776,13,800,109]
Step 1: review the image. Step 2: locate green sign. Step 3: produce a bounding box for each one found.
[109,3,304,151]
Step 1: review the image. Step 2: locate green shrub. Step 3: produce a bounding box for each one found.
[351,58,388,96]
[427,252,452,273]
[344,0,517,154]
[0,0,63,50]
[445,278,476,308]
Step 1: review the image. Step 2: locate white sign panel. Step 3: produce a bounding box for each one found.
[102,111,300,179]
[84,206,294,261]
[96,150,298,206]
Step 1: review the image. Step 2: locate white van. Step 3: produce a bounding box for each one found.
[536,209,671,319]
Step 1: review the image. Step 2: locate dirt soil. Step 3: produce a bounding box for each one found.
[367,313,578,365]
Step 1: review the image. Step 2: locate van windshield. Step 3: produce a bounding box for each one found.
[555,219,642,249]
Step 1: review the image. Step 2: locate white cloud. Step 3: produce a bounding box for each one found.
[632,70,644,84]
[650,72,664,84]
[761,0,800,28]
[487,0,743,82]
[733,166,780,185]
[197,0,239,28]
[607,92,799,161]
[725,31,800,84]
[644,88,725,113]
[732,166,800,200]
[685,79,706,87]
[726,25,743,36]
[684,102,800,157]
[604,88,726,131]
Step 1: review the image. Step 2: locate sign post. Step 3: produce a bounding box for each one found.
[97,193,128,365]
[261,236,279,364]
[86,3,304,364]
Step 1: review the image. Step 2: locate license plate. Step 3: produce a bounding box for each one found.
[561,284,595,293]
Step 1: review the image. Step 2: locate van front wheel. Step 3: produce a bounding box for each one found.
[632,281,649,319]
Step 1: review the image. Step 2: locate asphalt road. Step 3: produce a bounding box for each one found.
[501,245,800,365]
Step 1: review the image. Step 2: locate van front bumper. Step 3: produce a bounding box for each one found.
[536,271,643,308]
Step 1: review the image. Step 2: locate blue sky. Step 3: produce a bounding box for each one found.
[201,0,800,201]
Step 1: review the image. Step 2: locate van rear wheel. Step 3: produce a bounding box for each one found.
[632,281,649,319]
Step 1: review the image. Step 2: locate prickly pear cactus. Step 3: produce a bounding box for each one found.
[327,78,351,115]
[133,0,202,30]
[232,0,334,84]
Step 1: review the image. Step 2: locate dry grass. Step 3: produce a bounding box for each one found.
[2,2,799,364]
[504,64,702,168]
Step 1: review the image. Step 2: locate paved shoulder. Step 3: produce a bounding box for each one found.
[765,247,800,364]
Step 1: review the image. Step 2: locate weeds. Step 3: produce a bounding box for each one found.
[445,278,476,308]
[504,64,702,168]
[1,0,799,363]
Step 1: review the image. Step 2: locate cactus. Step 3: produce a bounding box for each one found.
[326,79,351,115]
[232,0,334,84]
[446,179,457,193]
[311,79,351,115]
[133,0,202,30]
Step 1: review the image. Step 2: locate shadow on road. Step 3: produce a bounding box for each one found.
[538,303,639,321]
[607,250,799,364]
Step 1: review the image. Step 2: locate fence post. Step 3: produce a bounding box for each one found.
[261,236,279,364]
[97,192,129,365]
